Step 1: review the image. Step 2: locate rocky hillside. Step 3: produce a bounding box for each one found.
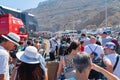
[26,0,120,32]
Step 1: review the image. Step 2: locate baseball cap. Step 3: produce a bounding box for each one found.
[104,42,116,50]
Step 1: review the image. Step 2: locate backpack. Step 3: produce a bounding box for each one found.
[88,46,104,67]
[88,46,105,79]
[59,41,69,56]
[88,46,98,60]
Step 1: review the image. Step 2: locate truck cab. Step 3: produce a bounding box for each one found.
[0,14,28,41]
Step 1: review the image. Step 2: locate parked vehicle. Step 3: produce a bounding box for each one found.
[0,14,28,41]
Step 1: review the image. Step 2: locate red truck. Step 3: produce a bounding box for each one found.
[0,14,28,41]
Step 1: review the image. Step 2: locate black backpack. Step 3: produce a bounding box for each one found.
[59,41,69,56]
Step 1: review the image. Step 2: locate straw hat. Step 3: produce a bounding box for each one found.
[2,32,20,45]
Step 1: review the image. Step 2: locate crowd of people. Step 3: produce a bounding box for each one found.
[0,31,120,80]
[48,31,120,80]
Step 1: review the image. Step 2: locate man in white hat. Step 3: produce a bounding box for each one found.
[0,32,20,80]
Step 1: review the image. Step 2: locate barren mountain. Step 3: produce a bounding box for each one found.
[26,0,120,32]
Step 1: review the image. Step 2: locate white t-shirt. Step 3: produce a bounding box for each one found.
[103,53,120,78]
[49,38,56,52]
[0,46,9,80]
[102,36,112,46]
[84,44,104,57]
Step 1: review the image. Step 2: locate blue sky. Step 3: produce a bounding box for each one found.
[0,0,47,10]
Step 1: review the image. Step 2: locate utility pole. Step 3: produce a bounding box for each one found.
[72,23,75,34]
[105,0,108,27]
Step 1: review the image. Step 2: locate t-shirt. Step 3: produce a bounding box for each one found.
[103,53,120,78]
[80,46,84,52]
[85,44,104,58]
[0,46,9,80]
[102,36,112,46]
[49,38,56,52]
[17,46,24,51]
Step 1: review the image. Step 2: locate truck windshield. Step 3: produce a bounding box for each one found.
[20,26,26,34]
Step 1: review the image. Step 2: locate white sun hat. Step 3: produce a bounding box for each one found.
[16,46,41,64]
[16,46,47,73]
[2,32,20,45]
